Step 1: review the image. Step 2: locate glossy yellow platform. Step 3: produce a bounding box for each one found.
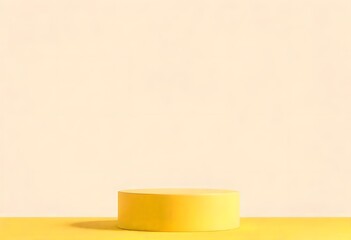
[1,218,350,240]
[118,188,240,231]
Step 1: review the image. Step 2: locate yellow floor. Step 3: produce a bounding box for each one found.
[1,218,350,240]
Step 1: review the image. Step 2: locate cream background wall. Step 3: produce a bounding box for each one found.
[1,0,351,217]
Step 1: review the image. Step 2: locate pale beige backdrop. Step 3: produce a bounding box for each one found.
[1,0,351,217]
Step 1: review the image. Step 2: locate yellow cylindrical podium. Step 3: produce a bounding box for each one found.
[117,189,240,232]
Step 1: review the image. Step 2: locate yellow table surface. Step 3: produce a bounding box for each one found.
[1,218,350,240]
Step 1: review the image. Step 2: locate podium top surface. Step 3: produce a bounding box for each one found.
[119,188,237,195]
